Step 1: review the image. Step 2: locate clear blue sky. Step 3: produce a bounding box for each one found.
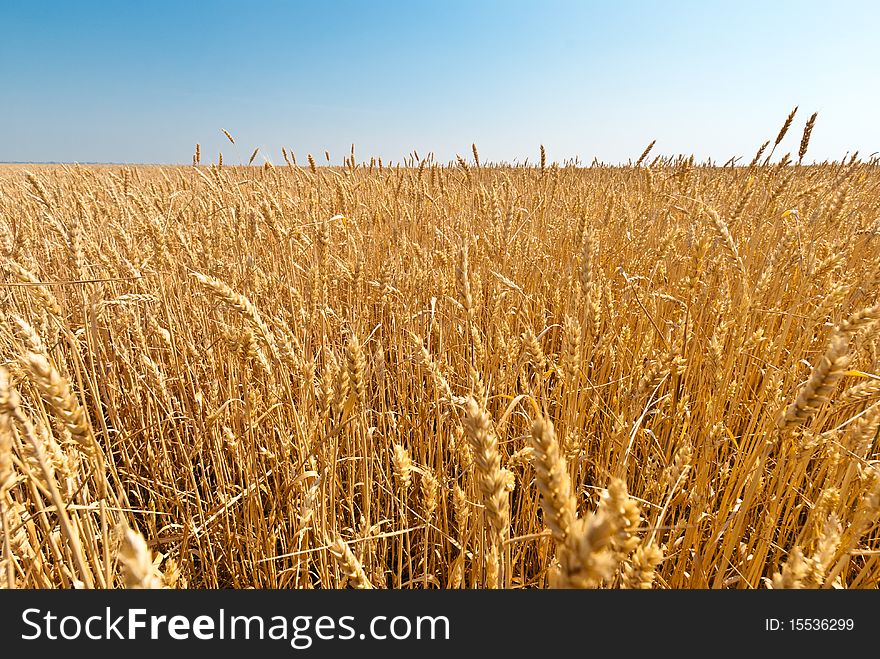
[1,1,878,164]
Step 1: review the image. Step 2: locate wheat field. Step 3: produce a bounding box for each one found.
[1,119,879,589]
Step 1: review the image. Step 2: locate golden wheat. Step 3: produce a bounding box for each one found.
[1,124,879,589]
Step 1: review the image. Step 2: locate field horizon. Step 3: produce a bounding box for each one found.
[2,122,880,589]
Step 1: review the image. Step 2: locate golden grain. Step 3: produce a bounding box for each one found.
[1,134,879,589]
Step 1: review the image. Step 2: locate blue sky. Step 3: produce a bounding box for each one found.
[1,1,878,164]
